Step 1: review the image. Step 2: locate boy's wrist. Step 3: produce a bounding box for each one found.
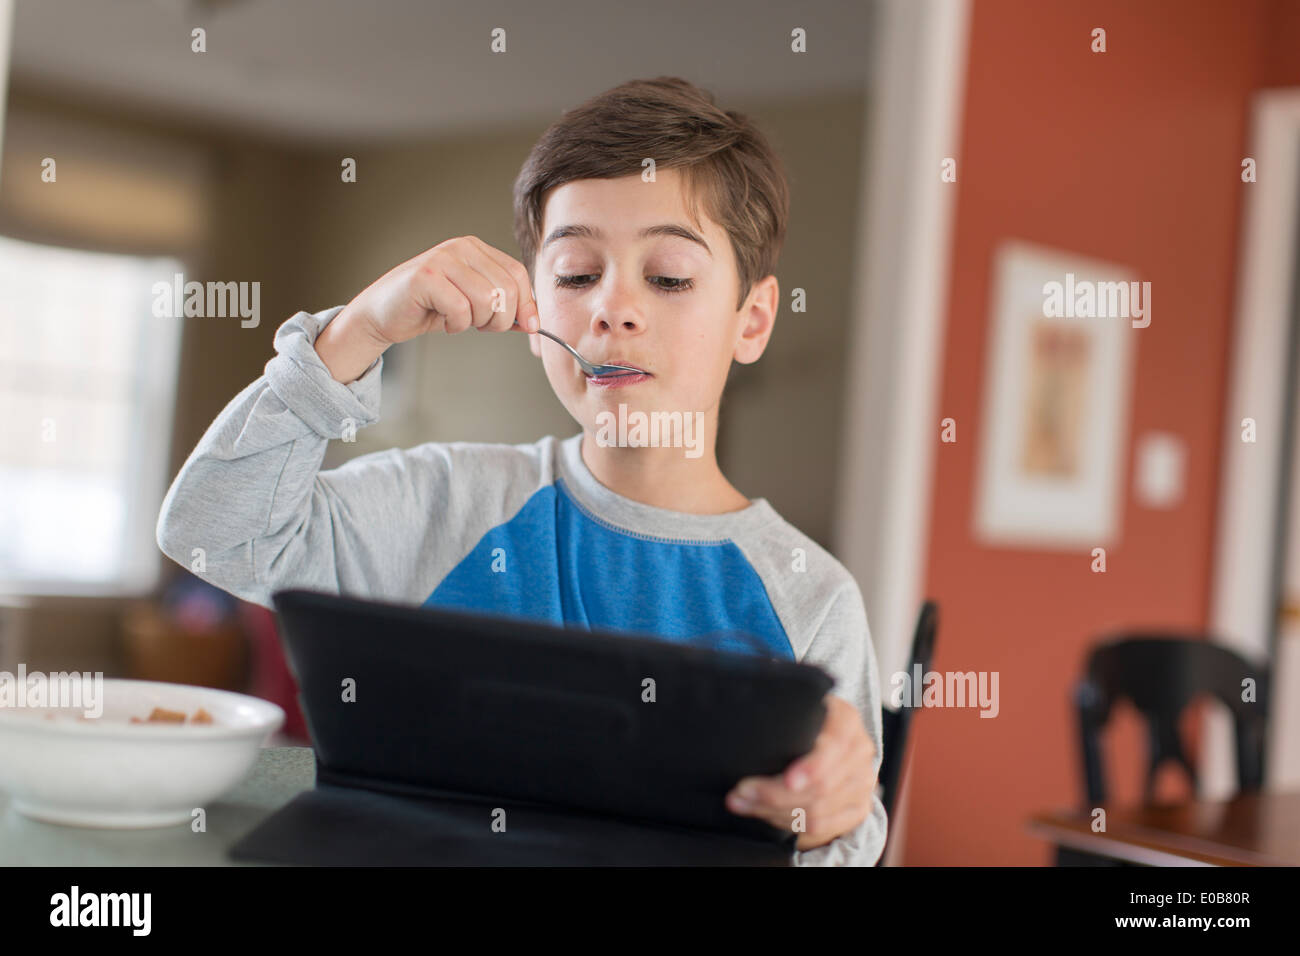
[314,307,389,384]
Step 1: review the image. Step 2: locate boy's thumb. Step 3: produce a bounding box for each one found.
[519,293,539,331]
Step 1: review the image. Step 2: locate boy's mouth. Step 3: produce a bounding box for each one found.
[586,358,651,388]
[586,370,652,389]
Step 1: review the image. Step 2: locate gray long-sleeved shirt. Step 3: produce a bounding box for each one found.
[156,305,888,865]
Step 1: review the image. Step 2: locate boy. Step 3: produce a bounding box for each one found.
[156,76,887,866]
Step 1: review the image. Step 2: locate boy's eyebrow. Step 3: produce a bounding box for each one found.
[541,223,712,257]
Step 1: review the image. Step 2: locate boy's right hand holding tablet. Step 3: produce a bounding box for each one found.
[314,236,540,385]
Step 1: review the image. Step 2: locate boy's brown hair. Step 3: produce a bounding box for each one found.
[513,76,790,313]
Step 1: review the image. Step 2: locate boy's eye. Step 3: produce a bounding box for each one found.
[554,274,694,294]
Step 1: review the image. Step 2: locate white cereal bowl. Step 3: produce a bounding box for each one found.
[0,679,284,828]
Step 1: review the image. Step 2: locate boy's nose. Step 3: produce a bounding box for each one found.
[588,294,646,334]
[585,269,650,333]
[592,312,645,333]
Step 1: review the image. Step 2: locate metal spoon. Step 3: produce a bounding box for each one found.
[513,322,643,377]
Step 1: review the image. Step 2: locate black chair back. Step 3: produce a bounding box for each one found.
[1074,636,1268,806]
[876,600,938,864]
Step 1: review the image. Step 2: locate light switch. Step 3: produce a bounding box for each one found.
[1135,431,1186,509]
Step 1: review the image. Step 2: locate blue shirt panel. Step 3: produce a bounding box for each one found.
[423,482,793,660]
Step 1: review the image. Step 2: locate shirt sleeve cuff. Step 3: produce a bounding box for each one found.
[792,797,888,866]
[263,305,383,439]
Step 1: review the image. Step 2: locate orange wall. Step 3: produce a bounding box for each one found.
[904,0,1300,865]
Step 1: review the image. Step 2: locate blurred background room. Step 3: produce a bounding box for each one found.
[1,0,1298,865]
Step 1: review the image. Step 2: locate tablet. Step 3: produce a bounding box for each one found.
[242,588,835,860]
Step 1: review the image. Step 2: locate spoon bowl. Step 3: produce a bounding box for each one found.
[512,322,643,377]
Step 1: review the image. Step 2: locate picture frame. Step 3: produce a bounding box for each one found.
[972,240,1139,550]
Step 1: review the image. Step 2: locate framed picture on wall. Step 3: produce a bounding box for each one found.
[972,240,1140,550]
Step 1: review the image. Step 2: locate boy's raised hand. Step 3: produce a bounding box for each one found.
[725,693,878,851]
[316,236,539,384]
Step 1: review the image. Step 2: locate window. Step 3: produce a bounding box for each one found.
[0,234,183,594]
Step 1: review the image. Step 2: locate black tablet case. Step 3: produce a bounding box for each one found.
[229,589,834,866]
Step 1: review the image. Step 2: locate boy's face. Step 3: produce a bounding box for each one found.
[528,168,776,443]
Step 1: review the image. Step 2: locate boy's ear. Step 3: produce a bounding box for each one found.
[733,274,778,365]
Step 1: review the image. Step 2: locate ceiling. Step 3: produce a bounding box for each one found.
[8,0,876,144]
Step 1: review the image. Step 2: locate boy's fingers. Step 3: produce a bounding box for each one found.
[728,781,812,832]
[729,718,871,816]
[788,756,877,836]
[468,235,534,298]
[729,760,875,835]
[727,698,869,820]
[726,780,785,826]
[729,775,802,821]
[785,698,859,791]
[516,295,539,331]
[464,255,519,332]
[409,268,466,335]
[509,292,538,332]
[734,775,786,802]
[806,732,873,799]
[467,236,538,331]
[438,257,497,332]
[736,763,852,812]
